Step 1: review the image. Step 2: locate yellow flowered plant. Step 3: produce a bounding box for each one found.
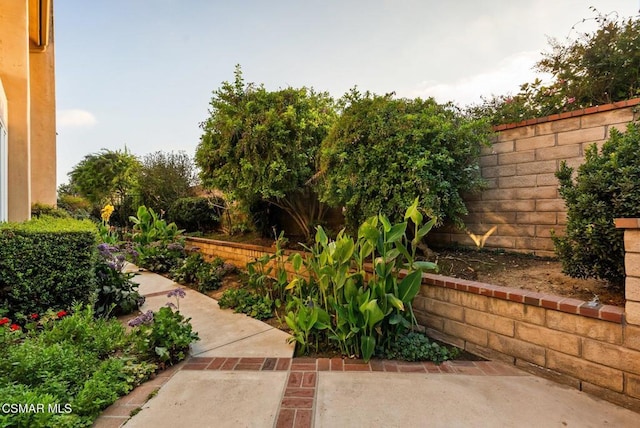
[101,204,115,222]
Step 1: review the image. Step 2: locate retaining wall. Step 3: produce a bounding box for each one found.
[186,235,640,411]
[428,98,640,257]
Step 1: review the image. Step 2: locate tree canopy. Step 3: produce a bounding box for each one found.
[67,148,140,207]
[318,90,492,232]
[469,10,640,124]
[195,66,337,237]
[136,151,198,214]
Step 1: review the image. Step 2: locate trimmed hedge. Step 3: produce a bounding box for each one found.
[0,216,98,317]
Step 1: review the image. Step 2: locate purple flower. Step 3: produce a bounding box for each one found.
[128,310,154,327]
[167,288,186,299]
[165,302,177,310]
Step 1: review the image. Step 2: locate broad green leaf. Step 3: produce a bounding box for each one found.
[404,197,423,225]
[412,261,438,272]
[358,222,380,242]
[386,293,405,311]
[316,226,328,247]
[290,253,303,272]
[386,222,407,243]
[389,313,405,325]
[415,218,436,241]
[398,270,423,303]
[285,278,300,291]
[379,214,392,232]
[361,335,376,362]
[359,299,384,329]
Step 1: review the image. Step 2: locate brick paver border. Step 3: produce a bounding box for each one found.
[94,356,526,428]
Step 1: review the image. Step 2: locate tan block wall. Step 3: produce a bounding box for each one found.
[188,236,639,410]
[413,276,640,411]
[428,100,640,256]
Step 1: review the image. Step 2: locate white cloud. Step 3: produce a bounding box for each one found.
[57,109,97,129]
[407,51,553,107]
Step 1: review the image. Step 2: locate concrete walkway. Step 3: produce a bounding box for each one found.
[93,269,639,428]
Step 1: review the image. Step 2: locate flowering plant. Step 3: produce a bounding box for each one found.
[94,243,144,318]
[129,288,198,366]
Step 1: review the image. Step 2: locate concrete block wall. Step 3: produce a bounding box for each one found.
[428,98,640,257]
[412,275,640,411]
[186,236,640,410]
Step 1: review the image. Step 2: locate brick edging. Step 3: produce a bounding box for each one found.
[180,357,527,428]
[493,97,640,131]
[422,273,623,323]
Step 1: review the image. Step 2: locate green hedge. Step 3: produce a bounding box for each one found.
[0,216,98,318]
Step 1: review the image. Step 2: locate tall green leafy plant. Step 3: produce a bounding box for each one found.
[285,198,437,361]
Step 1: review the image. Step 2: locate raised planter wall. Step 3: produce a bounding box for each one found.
[428,98,640,257]
[186,230,640,411]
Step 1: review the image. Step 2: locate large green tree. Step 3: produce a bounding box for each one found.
[68,148,140,207]
[195,66,336,237]
[136,151,198,214]
[319,90,492,232]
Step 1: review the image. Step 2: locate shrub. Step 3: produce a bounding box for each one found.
[553,122,640,288]
[129,205,186,273]
[377,331,459,363]
[94,243,144,318]
[129,289,199,365]
[168,196,224,233]
[319,91,491,232]
[0,216,98,318]
[31,203,70,218]
[172,253,228,293]
[218,289,273,320]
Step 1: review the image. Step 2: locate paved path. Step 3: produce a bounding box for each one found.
[93,269,639,428]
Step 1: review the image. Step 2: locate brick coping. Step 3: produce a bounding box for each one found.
[493,97,640,131]
[94,356,526,428]
[186,237,625,324]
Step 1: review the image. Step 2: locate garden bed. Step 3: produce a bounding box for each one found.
[201,233,625,307]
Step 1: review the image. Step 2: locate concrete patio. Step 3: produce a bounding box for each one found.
[93,269,639,428]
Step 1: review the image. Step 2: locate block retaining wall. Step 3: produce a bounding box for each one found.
[428,98,640,257]
[186,235,640,410]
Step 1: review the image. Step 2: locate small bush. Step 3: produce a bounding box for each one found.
[129,289,199,365]
[168,196,224,233]
[553,122,640,288]
[377,331,459,363]
[172,253,232,293]
[31,203,70,218]
[218,288,273,320]
[0,216,98,318]
[94,244,144,317]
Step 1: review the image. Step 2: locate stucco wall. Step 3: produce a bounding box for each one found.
[428,99,640,257]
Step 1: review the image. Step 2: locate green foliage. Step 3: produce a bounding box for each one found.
[319,90,491,232]
[31,203,70,218]
[172,253,231,293]
[129,205,186,273]
[218,289,274,320]
[377,331,459,363]
[67,148,141,224]
[553,122,640,288]
[0,216,98,318]
[284,198,438,361]
[196,65,337,237]
[94,244,144,318]
[136,151,198,214]
[168,196,224,233]
[130,302,200,365]
[0,305,156,427]
[470,10,640,124]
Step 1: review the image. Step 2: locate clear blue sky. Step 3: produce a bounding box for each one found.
[54,0,640,186]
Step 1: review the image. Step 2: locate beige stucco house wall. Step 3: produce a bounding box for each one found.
[0,0,57,222]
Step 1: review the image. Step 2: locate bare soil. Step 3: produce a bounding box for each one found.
[432,248,624,307]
